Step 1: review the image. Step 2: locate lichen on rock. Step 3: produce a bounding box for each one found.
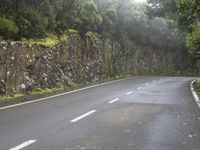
[0,32,192,96]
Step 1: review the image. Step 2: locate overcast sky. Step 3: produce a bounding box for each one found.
[134,0,147,3]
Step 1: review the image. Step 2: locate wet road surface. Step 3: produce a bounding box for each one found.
[0,77,200,150]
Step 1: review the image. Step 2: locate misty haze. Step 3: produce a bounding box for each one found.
[0,0,200,150]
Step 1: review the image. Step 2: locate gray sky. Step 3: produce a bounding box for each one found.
[134,0,147,3]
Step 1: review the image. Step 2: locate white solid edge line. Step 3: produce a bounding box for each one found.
[190,80,200,108]
[137,87,142,90]
[126,91,133,95]
[9,140,36,150]
[0,76,143,110]
[108,98,119,104]
[70,110,96,123]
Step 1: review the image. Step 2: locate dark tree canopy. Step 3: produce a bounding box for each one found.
[0,0,187,59]
[147,0,200,59]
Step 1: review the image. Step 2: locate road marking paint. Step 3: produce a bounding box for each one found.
[126,91,133,95]
[0,76,143,110]
[108,98,119,104]
[70,110,96,123]
[190,80,200,108]
[9,140,36,150]
[145,83,149,86]
[137,87,142,90]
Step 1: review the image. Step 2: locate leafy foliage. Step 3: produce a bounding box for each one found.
[177,0,200,32]
[0,0,186,57]
[19,7,47,38]
[187,22,200,58]
[0,16,18,39]
[147,0,200,59]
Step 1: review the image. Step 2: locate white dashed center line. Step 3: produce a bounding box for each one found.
[126,91,133,95]
[145,83,149,86]
[137,87,142,90]
[108,98,119,104]
[9,140,36,150]
[70,110,96,123]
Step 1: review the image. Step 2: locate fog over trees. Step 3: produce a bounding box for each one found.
[0,0,199,73]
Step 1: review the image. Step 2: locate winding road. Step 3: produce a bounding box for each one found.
[0,77,200,150]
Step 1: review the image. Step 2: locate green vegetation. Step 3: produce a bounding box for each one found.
[196,79,200,85]
[195,79,200,96]
[0,0,185,52]
[0,0,189,76]
[0,85,65,100]
[1,0,198,102]
[0,16,18,39]
[21,33,67,47]
[147,0,200,61]
[187,22,200,58]
[0,93,25,100]
[30,85,64,95]
[0,0,198,60]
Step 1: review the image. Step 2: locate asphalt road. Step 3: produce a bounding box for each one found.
[0,76,200,150]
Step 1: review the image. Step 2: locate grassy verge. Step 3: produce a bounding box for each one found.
[30,85,65,95]
[0,75,135,107]
[194,79,200,97]
[0,93,26,100]
[21,33,67,47]
[0,84,66,100]
[21,29,78,47]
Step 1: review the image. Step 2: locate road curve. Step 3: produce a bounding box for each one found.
[0,76,200,150]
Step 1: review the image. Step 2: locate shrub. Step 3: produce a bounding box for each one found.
[0,16,18,39]
[16,7,48,39]
[186,22,200,58]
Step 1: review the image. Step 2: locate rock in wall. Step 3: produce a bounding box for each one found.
[0,31,194,95]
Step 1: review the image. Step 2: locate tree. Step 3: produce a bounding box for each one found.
[57,0,102,35]
[38,0,56,31]
[146,0,178,19]
[0,16,18,39]
[16,7,47,39]
[97,0,118,36]
[147,0,200,59]
[176,0,200,32]
[187,22,200,58]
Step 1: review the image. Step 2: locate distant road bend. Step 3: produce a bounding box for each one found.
[0,77,200,150]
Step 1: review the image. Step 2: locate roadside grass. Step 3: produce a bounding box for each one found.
[196,79,200,86]
[0,85,65,101]
[21,33,67,47]
[0,93,25,100]
[30,85,65,95]
[0,74,136,105]
[0,72,77,101]
[194,78,200,97]
[21,29,79,47]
